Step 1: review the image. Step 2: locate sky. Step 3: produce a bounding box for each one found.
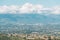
[0,0,60,14]
[0,0,60,7]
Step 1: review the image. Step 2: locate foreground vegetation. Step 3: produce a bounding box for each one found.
[0,33,60,40]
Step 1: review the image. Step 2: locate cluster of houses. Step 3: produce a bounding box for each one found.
[7,32,60,40]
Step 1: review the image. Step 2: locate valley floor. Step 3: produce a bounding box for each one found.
[0,33,60,40]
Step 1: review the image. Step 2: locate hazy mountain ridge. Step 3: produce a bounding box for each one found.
[0,13,60,35]
[0,13,60,24]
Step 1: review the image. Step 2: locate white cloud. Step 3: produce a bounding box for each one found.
[19,3,43,13]
[0,5,19,14]
[0,3,43,14]
[51,6,60,14]
[0,3,60,14]
[0,5,8,13]
[33,4,43,13]
[8,5,19,13]
[19,3,33,13]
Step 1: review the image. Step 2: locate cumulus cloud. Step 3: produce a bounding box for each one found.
[8,5,19,13]
[0,3,43,14]
[19,3,43,13]
[0,3,60,14]
[19,3,33,13]
[0,5,8,13]
[51,6,60,14]
[0,5,19,14]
